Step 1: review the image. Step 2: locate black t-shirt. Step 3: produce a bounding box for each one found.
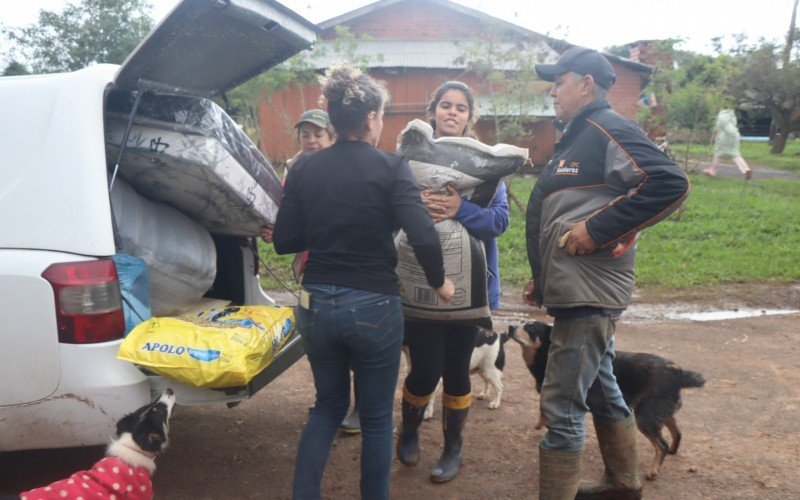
[273,140,445,296]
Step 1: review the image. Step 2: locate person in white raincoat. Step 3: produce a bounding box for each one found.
[703,108,753,180]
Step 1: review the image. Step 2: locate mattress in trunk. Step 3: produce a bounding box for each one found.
[105,91,282,236]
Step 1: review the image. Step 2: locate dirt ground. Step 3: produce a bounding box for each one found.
[2,284,799,499]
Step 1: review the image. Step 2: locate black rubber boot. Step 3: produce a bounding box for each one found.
[397,387,430,466]
[575,414,642,500]
[430,393,470,483]
[538,446,583,500]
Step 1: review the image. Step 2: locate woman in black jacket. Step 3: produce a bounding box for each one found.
[273,63,454,500]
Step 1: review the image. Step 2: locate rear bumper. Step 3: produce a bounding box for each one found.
[0,341,150,452]
[0,331,305,452]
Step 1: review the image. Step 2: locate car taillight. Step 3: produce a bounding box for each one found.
[41,259,125,344]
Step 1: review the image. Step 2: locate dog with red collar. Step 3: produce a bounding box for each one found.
[20,389,175,500]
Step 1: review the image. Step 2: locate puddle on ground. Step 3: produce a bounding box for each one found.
[618,305,799,323]
[494,304,800,325]
[666,309,800,321]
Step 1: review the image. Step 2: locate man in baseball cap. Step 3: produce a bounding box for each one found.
[525,45,689,499]
[535,46,617,90]
[535,47,617,125]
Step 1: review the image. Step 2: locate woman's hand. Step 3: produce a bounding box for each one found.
[434,278,456,303]
[260,224,274,243]
[422,185,462,223]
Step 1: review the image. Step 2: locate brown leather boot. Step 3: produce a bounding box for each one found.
[396,385,430,467]
[430,392,471,483]
[538,446,582,500]
[575,414,642,499]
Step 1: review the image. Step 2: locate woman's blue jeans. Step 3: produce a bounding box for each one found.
[292,284,403,500]
[539,314,632,452]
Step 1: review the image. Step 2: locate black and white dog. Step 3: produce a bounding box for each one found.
[20,389,176,500]
[403,327,509,419]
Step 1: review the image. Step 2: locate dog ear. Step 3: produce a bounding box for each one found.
[115,410,140,437]
[115,399,156,437]
[132,404,170,453]
[148,432,164,445]
[533,321,551,341]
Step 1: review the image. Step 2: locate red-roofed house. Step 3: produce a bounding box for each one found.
[260,0,652,167]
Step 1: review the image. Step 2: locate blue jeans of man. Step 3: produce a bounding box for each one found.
[539,314,632,452]
[292,284,403,500]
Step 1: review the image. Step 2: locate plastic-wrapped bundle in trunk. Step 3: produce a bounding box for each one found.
[111,178,217,316]
[104,89,282,236]
[395,120,527,328]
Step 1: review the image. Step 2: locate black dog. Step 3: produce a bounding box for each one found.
[509,321,705,479]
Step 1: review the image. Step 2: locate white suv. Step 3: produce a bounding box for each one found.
[0,0,317,452]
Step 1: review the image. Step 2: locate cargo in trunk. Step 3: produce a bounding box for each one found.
[105,90,282,236]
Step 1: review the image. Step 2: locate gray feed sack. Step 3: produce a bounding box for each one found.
[395,120,528,328]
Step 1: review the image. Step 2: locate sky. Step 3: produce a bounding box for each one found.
[0,0,793,62]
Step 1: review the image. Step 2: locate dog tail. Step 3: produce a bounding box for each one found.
[680,369,705,389]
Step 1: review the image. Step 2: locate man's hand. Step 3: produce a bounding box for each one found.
[422,185,462,223]
[522,278,541,308]
[260,224,274,243]
[435,278,456,303]
[560,220,597,256]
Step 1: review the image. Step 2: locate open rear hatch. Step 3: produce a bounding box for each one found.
[111,0,316,404]
[114,0,318,96]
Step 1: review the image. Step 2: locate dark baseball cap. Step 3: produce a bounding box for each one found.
[294,109,330,129]
[535,46,616,90]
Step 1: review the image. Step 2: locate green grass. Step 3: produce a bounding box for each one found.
[259,241,297,292]
[634,175,800,287]
[671,140,800,173]
[260,174,800,291]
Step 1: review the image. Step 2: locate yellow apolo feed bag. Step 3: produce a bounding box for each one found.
[117,305,295,388]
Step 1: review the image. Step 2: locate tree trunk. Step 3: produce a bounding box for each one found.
[504,176,526,212]
[771,127,789,154]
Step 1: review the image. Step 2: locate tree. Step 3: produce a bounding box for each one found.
[455,25,551,210]
[457,25,551,145]
[639,41,732,165]
[728,0,800,154]
[223,25,381,155]
[3,60,29,76]
[6,0,154,73]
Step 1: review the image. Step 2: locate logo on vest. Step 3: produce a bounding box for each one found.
[556,160,580,176]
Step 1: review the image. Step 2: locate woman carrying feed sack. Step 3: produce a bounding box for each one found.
[396,81,510,483]
[272,62,455,500]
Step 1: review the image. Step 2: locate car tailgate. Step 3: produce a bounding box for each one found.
[147,330,304,405]
[114,0,318,95]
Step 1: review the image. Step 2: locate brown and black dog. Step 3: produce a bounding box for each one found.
[509,320,705,479]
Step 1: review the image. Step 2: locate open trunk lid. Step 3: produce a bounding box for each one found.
[114,0,318,95]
